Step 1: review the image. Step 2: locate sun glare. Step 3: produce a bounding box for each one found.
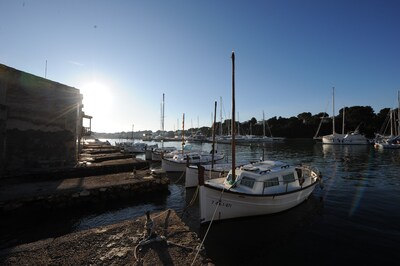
[80,81,114,131]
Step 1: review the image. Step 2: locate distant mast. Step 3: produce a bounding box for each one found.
[231,51,236,181]
[220,96,223,136]
[212,101,217,169]
[398,90,400,136]
[182,113,185,154]
[161,93,165,132]
[332,87,335,134]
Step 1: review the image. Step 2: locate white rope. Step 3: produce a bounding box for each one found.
[191,186,226,265]
[173,171,186,184]
[151,208,172,220]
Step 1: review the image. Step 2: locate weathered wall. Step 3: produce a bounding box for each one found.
[0,64,83,177]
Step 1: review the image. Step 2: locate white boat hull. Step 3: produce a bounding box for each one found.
[374,143,400,149]
[322,134,369,145]
[199,181,318,224]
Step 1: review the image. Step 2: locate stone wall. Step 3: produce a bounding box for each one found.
[0,64,83,177]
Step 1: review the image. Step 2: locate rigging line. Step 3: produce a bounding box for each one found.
[182,185,200,215]
[151,208,172,220]
[191,186,226,265]
[173,171,186,184]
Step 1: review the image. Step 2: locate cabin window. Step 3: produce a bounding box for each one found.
[191,156,200,160]
[283,173,296,184]
[264,177,279,187]
[240,176,255,188]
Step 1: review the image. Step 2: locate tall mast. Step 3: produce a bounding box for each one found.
[332,87,335,134]
[231,51,236,181]
[182,113,185,154]
[220,96,223,136]
[398,90,400,136]
[161,93,165,132]
[212,101,217,169]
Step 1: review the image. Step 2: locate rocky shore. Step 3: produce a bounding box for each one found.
[0,209,212,265]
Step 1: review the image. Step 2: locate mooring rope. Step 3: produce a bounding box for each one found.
[134,208,201,265]
[133,209,172,264]
[172,170,186,184]
[182,185,200,216]
[191,186,226,265]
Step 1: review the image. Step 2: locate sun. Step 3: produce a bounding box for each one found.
[80,81,114,130]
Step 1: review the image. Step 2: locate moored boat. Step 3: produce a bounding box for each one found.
[151,146,178,161]
[322,88,369,145]
[198,51,322,224]
[199,160,322,224]
[161,151,225,172]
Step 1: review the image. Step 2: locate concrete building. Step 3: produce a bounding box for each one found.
[0,64,88,177]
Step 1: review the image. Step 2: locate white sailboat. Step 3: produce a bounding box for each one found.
[161,113,225,172]
[374,92,400,149]
[198,51,322,224]
[322,88,369,145]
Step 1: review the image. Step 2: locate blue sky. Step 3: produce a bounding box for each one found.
[1,0,399,133]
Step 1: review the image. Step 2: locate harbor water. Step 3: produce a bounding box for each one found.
[1,139,400,265]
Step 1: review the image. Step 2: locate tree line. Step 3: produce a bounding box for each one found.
[204,106,395,139]
[93,106,396,140]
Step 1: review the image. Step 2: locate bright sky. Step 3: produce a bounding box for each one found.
[1,0,399,133]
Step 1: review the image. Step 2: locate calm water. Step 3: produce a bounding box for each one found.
[2,139,400,265]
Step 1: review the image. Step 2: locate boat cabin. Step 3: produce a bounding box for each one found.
[224,161,316,195]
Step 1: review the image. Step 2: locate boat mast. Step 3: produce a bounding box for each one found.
[182,113,185,155]
[231,51,236,181]
[398,90,400,136]
[220,96,223,136]
[161,93,165,132]
[212,101,217,169]
[332,87,335,134]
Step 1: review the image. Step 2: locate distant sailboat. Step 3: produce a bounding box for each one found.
[374,91,400,149]
[322,87,369,145]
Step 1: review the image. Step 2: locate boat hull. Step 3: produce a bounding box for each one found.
[199,181,318,224]
[322,134,369,145]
